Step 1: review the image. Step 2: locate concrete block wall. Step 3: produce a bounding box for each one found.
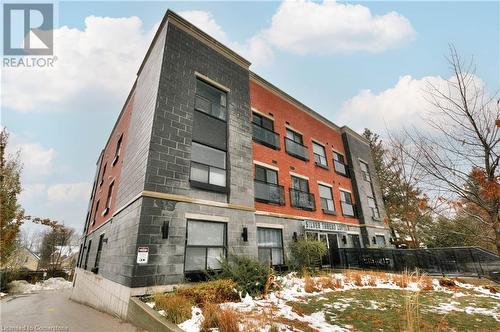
[341,130,392,246]
[146,23,253,207]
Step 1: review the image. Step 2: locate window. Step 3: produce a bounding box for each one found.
[313,142,328,167]
[92,201,99,225]
[252,113,280,149]
[255,165,278,184]
[84,240,91,270]
[285,129,308,160]
[185,220,226,271]
[286,129,303,144]
[103,182,114,216]
[349,234,361,248]
[375,235,386,247]
[368,197,380,219]
[333,152,348,177]
[252,113,274,131]
[257,228,284,266]
[319,184,335,214]
[255,165,284,205]
[190,142,227,189]
[195,78,227,121]
[99,163,107,186]
[340,190,355,217]
[290,176,315,210]
[93,234,105,273]
[360,161,371,182]
[113,134,123,165]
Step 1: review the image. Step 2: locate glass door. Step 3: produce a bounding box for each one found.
[319,233,330,267]
[328,233,340,266]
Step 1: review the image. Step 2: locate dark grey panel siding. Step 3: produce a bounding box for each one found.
[116,24,167,208]
[192,111,227,150]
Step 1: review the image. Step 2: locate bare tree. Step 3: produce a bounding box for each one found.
[403,45,499,252]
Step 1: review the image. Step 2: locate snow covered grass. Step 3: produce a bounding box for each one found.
[7,277,72,294]
[148,271,500,331]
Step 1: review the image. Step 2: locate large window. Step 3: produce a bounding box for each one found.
[319,184,335,214]
[375,235,386,247]
[190,142,227,190]
[313,142,328,168]
[84,240,92,270]
[113,134,123,165]
[285,129,308,160]
[254,165,284,205]
[290,176,315,210]
[252,113,280,149]
[257,228,284,266]
[92,200,99,226]
[99,163,107,186]
[185,220,226,271]
[333,151,348,177]
[360,161,371,182]
[340,190,355,217]
[93,234,105,274]
[195,78,227,121]
[368,197,380,219]
[103,182,114,216]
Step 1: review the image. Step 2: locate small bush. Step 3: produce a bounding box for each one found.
[345,270,363,286]
[419,276,434,291]
[177,279,239,305]
[154,293,193,324]
[290,239,327,270]
[201,303,240,332]
[304,274,317,293]
[214,255,270,297]
[439,278,456,288]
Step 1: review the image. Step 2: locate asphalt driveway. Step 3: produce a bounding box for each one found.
[0,288,141,331]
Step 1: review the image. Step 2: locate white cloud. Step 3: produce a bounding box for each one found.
[179,11,228,42]
[264,0,415,55]
[19,184,47,202]
[2,16,156,113]
[10,142,56,177]
[335,74,486,134]
[47,182,92,203]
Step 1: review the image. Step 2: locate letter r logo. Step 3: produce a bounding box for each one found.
[3,3,53,55]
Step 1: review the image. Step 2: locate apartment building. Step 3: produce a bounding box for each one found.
[71,10,392,318]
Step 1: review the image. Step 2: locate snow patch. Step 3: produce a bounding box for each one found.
[7,277,72,294]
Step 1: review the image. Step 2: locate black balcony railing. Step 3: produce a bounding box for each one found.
[285,138,309,161]
[252,123,280,150]
[254,181,285,205]
[290,188,315,210]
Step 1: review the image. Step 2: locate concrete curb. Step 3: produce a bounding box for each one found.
[127,296,184,332]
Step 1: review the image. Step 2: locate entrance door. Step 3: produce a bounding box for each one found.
[319,233,330,266]
[328,234,340,267]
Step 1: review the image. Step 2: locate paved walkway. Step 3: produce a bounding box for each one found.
[0,288,142,332]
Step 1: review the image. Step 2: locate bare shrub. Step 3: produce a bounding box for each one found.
[154,293,193,324]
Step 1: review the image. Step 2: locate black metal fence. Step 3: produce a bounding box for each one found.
[335,247,500,282]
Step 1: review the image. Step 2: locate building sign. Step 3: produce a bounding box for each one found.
[303,220,348,232]
[137,247,149,264]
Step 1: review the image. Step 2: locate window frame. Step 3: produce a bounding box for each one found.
[93,233,105,274]
[112,134,123,166]
[194,78,227,121]
[284,128,309,161]
[184,220,227,272]
[333,151,349,177]
[189,141,228,193]
[340,190,355,217]
[102,181,114,216]
[312,142,328,168]
[360,160,371,182]
[257,227,284,267]
[368,196,381,220]
[99,163,107,187]
[83,240,92,270]
[318,184,336,215]
[92,200,99,226]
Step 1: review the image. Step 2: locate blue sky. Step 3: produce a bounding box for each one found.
[2,1,499,235]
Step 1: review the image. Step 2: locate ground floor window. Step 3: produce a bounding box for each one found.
[375,235,386,246]
[185,220,226,271]
[257,227,284,266]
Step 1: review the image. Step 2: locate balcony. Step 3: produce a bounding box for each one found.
[254,181,285,205]
[252,123,280,150]
[285,138,309,161]
[290,188,316,211]
[341,202,356,217]
[334,160,349,177]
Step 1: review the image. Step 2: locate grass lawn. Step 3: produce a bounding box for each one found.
[287,288,500,331]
